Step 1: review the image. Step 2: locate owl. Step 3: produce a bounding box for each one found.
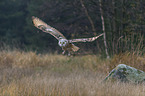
[32,16,104,56]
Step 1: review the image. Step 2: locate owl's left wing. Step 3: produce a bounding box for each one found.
[68,33,104,43]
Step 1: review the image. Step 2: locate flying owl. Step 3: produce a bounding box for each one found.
[32,16,104,56]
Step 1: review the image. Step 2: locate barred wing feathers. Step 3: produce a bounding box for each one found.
[69,33,104,43]
[32,16,66,40]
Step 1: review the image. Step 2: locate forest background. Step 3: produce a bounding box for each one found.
[0,0,145,56]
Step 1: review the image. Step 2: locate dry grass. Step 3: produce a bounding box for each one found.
[110,52,145,71]
[0,50,145,96]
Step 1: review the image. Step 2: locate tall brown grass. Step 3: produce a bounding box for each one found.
[0,50,145,96]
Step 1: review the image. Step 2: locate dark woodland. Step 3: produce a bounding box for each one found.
[0,0,145,56]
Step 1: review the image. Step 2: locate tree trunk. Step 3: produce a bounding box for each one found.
[99,0,110,58]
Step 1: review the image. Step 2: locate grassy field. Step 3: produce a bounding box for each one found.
[0,50,145,96]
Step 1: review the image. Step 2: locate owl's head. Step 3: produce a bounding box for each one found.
[58,39,68,47]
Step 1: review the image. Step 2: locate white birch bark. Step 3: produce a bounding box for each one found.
[99,0,110,58]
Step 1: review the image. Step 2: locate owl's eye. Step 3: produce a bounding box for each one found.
[62,42,65,44]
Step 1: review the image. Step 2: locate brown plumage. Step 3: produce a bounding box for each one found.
[32,16,103,55]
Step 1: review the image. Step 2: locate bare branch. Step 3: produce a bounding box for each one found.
[80,0,96,33]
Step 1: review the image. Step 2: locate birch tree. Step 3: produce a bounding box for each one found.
[99,0,110,58]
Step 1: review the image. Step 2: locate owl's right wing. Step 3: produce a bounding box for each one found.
[32,16,66,40]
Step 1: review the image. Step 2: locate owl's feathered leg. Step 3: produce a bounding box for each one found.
[68,52,71,56]
[62,50,65,55]
[62,50,71,56]
[67,50,74,56]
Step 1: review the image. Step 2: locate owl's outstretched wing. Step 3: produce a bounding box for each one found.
[68,33,104,43]
[32,16,66,40]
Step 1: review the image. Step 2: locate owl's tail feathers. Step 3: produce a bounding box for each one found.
[72,44,80,52]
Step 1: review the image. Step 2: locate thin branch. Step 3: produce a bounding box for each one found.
[80,0,96,33]
[80,0,101,53]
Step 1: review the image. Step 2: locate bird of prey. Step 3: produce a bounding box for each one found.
[32,16,104,56]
